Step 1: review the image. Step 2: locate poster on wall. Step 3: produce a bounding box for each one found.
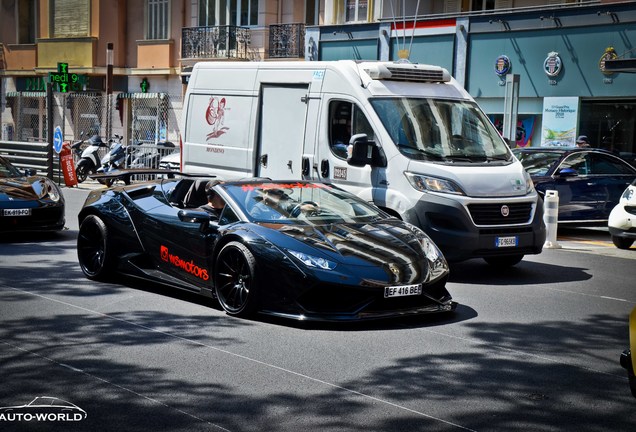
[490,115,536,148]
[541,97,579,147]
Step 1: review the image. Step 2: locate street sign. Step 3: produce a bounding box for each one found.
[53,126,64,154]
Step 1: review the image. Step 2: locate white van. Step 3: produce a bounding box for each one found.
[180,60,545,266]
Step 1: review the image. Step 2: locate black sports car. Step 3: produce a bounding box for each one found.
[77,175,455,321]
[0,156,65,233]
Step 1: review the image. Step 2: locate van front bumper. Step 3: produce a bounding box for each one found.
[404,192,546,263]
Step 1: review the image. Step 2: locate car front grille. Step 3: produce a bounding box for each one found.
[467,203,533,225]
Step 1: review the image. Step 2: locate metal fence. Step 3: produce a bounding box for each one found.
[1,90,183,183]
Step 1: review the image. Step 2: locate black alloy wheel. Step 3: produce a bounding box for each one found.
[214,241,259,317]
[77,215,115,281]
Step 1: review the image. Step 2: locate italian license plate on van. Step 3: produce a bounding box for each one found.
[3,208,31,216]
[495,236,518,247]
[384,284,422,298]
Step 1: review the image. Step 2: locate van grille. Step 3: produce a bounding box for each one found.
[467,203,533,225]
[386,67,445,82]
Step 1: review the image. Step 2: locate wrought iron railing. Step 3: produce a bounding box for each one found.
[269,23,305,58]
[181,26,251,60]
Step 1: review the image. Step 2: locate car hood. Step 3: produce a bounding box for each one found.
[0,177,41,201]
[263,219,429,266]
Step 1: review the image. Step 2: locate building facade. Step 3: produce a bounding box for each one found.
[1,0,635,159]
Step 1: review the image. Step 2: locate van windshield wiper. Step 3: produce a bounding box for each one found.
[396,144,445,160]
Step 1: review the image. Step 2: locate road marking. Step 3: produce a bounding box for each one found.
[2,286,478,432]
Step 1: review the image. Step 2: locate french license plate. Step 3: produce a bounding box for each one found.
[3,208,31,216]
[384,284,422,298]
[496,236,518,247]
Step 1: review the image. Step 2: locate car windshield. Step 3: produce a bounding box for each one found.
[223,182,385,224]
[369,98,511,162]
[0,158,23,178]
[513,150,562,176]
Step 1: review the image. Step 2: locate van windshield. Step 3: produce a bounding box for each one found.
[369,98,512,163]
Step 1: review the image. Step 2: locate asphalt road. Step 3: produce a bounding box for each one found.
[0,185,635,431]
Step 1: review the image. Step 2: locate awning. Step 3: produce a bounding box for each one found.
[6,91,47,97]
[117,92,168,100]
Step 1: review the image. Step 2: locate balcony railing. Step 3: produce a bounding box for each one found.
[269,23,305,59]
[181,26,251,60]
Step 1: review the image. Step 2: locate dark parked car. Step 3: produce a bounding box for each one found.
[0,156,65,233]
[512,147,636,223]
[77,176,455,321]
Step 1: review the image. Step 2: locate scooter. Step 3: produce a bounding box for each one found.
[72,133,109,183]
[96,135,131,186]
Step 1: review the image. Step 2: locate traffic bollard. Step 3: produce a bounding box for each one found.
[543,190,561,249]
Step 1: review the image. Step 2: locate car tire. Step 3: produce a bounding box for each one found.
[75,160,91,183]
[77,215,115,281]
[484,254,524,267]
[612,235,634,250]
[214,241,259,318]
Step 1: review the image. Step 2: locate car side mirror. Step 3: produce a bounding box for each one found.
[557,167,578,177]
[24,168,37,176]
[346,134,385,168]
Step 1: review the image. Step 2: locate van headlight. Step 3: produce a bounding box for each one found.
[523,170,535,194]
[404,172,465,195]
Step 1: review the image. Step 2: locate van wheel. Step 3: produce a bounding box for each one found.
[484,255,524,267]
[612,235,634,250]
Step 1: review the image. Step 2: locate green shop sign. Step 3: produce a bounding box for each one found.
[47,63,88,92]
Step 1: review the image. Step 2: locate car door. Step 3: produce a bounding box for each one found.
[587,152,636,219]
[550,152,604,222]
[315,98,383,200]
[125,180,218,290]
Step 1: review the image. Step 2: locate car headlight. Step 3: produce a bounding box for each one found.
[404,172,465,195]
[32,178,61,202]
[406,224,448,281]
[286,249,336,270]
[622,187,634,202]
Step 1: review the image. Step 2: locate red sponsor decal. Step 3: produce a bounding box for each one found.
[240,182,328,192]
[160,245,209,281]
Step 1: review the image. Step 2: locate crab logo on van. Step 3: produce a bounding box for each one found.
[205,96,230,140]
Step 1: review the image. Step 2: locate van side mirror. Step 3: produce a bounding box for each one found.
[346,134,386,167]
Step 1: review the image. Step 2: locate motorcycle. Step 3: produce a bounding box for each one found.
[71,133,109,183]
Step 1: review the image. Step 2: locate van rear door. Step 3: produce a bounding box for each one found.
[257,84,309,179]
